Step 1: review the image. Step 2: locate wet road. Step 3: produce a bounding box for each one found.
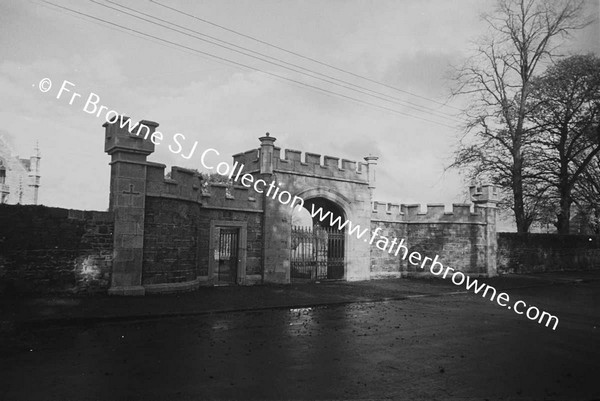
[1,281,599,400]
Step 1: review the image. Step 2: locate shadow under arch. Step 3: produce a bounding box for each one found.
[293,186,353,220]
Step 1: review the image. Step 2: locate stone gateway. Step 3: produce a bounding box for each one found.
[103,117,498,295]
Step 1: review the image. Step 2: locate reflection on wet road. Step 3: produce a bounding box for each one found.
[1,282,599,400]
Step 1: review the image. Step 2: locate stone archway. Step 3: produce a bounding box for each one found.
[233,134,376,284]
[291,194,348,281]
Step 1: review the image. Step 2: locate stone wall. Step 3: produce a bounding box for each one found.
[370,202,494,278]
[497,233,600,274]
[143,197,203,285]
[142,196,263,287]
[0,204,113,294]
[104,117,265,294]
[141,161,264,291]
[368,220,408,278]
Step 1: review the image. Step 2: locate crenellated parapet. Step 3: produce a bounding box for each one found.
[201,183,262,211]
[147,162,262,211]
[146,163,203,203]
[145,162,262,211]
[276,147,370,182]
[232,149,260,172]
[371,201,403,220]
[371,201,487,224]
[232,146,369,183]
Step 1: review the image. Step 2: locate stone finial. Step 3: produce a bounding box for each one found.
[259,132,276,145]
[104,116,159,157]
[364,155,379,190]
[259,133,277,175]
[470,184,499,205]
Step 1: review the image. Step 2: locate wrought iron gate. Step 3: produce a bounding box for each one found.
[326,227,344,279]
[291,225,344,281]
[217,228,239,283]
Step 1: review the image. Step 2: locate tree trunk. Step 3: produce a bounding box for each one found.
[512,120,529,233]
[556,130,571,235]
[513,170,528,233]
[557,171,572,234]
[512,150,529,233]
[556,197,571,234]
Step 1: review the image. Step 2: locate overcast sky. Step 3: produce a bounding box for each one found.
[1,0,598,219]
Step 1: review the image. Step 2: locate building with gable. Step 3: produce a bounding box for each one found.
[0,137,41,205]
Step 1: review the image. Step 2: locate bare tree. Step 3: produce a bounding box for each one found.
[528,54,600,234]
[450,0,588,232]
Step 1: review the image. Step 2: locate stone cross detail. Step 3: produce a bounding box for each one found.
[122,184,141,206]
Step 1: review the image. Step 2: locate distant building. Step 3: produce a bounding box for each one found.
[570,207,599,235]
[0,137,41,205]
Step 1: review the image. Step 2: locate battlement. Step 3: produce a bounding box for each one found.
[145,163,262,211]
[371,201,403,220]
[232,149,260,172]
[201,183,262,210]
[371,201,486,223]
[274,147,369,181]
[146,163,202,202]
[232,146,369,182]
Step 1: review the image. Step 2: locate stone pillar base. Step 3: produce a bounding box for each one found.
[346,274,370,282]
[108,285,146,296]
[144,278,202,294]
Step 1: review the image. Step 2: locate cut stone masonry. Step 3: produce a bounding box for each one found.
[102,116,499,295]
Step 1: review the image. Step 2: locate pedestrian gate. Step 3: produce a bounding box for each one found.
[291,225,344,281]
[217,228,239,284]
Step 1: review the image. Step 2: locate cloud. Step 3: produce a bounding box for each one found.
[5,0,594,215]
[382,51,462,101]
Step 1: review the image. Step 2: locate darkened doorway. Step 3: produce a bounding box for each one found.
[217,228,239,284]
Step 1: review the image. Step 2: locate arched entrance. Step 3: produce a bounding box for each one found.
[290,197,346,281]
[231,133,375,284]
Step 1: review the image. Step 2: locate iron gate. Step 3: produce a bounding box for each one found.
[217,228,239,283]
[291,225,344,281]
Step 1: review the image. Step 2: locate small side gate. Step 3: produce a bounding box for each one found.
[217,228,239,284]
[291,225,344,281]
